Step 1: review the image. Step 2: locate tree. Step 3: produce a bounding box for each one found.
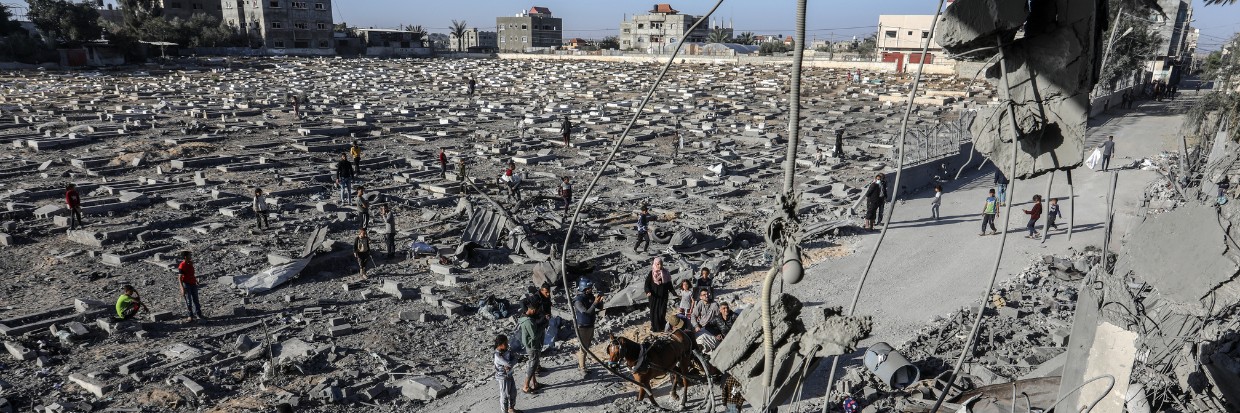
[853,34,877,59]
[1202,0,1237,4]
[27,0,102,45]
[1097,4,1160,90]
[118,0,162,33]
[449,19,468,52]
[706,27,731,44]
[598,35,619,50]
[402,24,427,46]
[0,4,21,36]
[734,32,756,45]
[758,41,789,55]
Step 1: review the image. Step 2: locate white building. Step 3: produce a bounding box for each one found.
[876,15,945,66]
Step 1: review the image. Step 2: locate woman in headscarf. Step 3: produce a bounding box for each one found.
[643,257,674,333]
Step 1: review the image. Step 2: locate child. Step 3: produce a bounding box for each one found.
[931,185,943,220]
[1023,195,1043,238]
[676,280,694,317]
[493,334,520,413]
[253,188,269,229]
[980,189,999,236]
[1047,198,1063,231]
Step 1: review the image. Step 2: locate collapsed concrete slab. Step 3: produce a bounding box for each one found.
[1116,204,1238,304]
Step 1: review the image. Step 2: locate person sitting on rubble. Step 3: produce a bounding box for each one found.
[690,288,721,351]
[115,285,145,321]
[714,301,737,339]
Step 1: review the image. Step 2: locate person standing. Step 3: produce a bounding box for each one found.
[994,170,1009,206]
[289,95,300,119]
[561,115,572,146]
[252,188,269,230]
[335,154,354,206]
[518,304,544,394]
[643,257,673,333]
[115,285,144,321]
[350,141,363,175]
[558,177,573,211]
[674,280,694,318]
[178,251,205,323]
[380,205,396,259]
[863,174,884,230]
[65,183,83,230]
[634,205,655,253]
[355,187,371,229]
[1047,198,1063,231]
[467,76,477,96]
[722,374,745,413]
[931,184,943,221]
[693,267,714,299]
[493,334,520,413]
[354,229,372,279]
[438,148,448,178]
[980,189,999,236]
[573,280,604,374]
[1023,195,1043,238]
[457,158,468,182]
[1099,136,1115,172]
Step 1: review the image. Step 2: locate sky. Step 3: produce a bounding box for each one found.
[21,0,1240,51]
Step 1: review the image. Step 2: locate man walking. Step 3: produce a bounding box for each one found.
[573,280,604,375]
[335,154,354,206]
[980,189,1000,236]
[634,205,654,253]
[178,251,205,323]
[380,205,396,259]
[1099,136,1116,172]
[561,115,572,146]
[65,183,83,230]
[438,148,448,178]
[252,188,269,230]
[559,177,572,211]
[994,170,1009,206]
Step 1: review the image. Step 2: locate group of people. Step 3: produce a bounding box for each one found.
[113,250,205,324]
[644,257,737,351]
[978,183,1063,239]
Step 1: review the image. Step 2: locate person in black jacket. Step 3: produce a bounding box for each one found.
[336,154,354,206]
[863,174,884,230]
[994,170,1010,206]
[573,280,604,374]
[643,257,674,333]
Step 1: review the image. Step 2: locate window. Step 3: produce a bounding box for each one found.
[885,30,896,38]
[314,2,325,9]
[271,21,283,29]
[269,0,280,7]
[921,31,929,38]
[292,2,306,9]
[319,40,329,48]
[521,25,527,30]
[274,40,286,47]
[907,30,913,36]
[521,36,527,42]
[192,3,203,10]
[638,24,644,29]
[294,22,307,29]
[317,22,327,30]
[623,29,630,33]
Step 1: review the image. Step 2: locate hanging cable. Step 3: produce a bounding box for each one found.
[929,34,1024,413]
[820,1,946,410]
[551,0,728,403]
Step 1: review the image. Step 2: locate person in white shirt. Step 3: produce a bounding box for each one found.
[252,188,269,229]
[931,185,943,221]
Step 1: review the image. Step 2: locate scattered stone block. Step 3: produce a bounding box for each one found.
[4,341,34,360]
[67,373,108,397]
[396,376,449,400]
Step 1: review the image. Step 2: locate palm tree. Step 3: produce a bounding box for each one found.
[734,32,756,45]
[449,19,468,53]
[706,27,731,44]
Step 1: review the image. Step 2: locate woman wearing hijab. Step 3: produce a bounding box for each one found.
[643,257,674,333]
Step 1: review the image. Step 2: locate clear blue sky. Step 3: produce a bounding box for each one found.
[24,0,1240,50]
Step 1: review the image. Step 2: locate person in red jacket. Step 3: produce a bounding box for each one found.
[1023,195,1044,239]
[438,148,448,178]
[65,183,83,229]
[178,251,205,322]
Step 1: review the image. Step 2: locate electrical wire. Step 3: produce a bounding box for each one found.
[820,1,946,411]
[929,34,1024,413]
[549,0,728,407]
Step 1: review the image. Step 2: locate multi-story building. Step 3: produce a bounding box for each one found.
[160,0,224,21]
[450,27,498,52]
[619,4,724,53]
[496,6,562,52]
[221,0,335,55]
[876,15,945,67]
[1149,0,1194,83]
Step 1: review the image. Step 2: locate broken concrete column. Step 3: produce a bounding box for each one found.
[937,0,1105,178]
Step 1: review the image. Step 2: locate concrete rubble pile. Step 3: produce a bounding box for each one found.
[0,56,990,411]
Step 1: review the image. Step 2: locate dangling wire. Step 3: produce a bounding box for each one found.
[551,0,728,402]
